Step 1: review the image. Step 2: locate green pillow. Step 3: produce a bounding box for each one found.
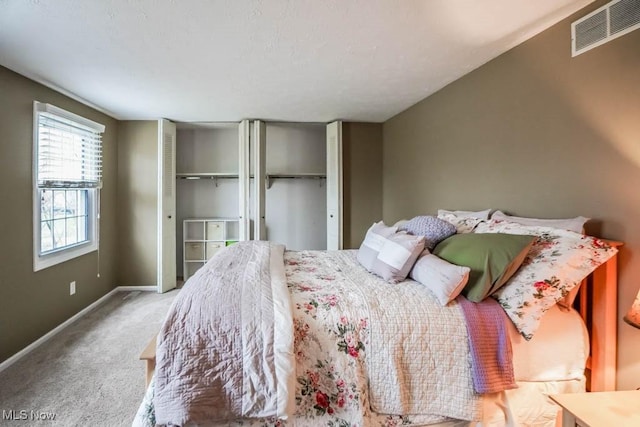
[432,233,536,302]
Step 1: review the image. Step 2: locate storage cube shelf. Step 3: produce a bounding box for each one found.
[185,242,204,260]
[183,218,240,281]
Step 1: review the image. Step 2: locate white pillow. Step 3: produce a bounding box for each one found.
[437,212,483,234]
[371,232,425,283]
[437,208,491,220]
[357,221,397,271]
[491,210,589,233]
[392,219,409,228]
[410,251,470,305]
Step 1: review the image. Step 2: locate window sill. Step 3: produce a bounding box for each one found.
[34,241,97,272]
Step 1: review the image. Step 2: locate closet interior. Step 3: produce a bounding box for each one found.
[262,122,327,251]
[175,121,330,280]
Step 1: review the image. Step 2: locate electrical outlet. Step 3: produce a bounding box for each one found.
[70,281,76,295]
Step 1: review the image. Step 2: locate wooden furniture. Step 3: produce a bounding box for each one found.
[183,218,239,280]
[139,334,157,387]
[550,390,640,426]
[576,240,622,391]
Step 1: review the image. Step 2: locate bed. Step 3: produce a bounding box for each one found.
[133,214,621,427]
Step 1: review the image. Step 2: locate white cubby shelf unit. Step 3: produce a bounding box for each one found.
[183,218,239,281]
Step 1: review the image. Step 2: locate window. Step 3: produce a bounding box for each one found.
[33,102,105,271]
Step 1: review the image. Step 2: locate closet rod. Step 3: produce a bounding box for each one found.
[176,173,237,179]
[176,173,326,180]
[177,173,326,188]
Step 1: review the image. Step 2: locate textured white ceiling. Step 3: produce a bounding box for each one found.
[0,0,594,122]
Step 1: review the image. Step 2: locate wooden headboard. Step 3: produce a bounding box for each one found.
[577,239,623,392]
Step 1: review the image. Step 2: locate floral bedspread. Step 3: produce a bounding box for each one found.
[134,250,469,427]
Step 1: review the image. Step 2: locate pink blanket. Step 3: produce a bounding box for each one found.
[457,296,517,393]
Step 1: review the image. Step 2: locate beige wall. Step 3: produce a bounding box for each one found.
[382,0,640,390]
[343,122,383,249]
[117,121,158,286]
[0,66,118,363]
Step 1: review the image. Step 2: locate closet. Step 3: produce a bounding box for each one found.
[118,120,381,292]
[174,120,342,280]
[175,122,240,280]
[262,122,327,250]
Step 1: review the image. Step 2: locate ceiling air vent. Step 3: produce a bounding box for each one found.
[572,0,640,56]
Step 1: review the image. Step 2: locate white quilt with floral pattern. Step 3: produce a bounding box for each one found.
[134,249,481,427]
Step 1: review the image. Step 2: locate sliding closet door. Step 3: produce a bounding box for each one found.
[326,121,343,250]
[158,119,177,293]
[238,120,251,241]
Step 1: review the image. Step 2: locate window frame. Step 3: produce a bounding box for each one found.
[32,102,103,272]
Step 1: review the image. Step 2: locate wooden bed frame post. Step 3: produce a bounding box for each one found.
[585,240,622,392]
[140,334,157,388]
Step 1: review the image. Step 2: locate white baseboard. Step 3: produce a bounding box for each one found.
[116,285,158,292]
[0,286,157,374]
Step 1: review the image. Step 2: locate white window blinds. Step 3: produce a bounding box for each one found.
[35,102,105,189]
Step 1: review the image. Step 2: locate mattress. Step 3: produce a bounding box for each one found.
[510,304,589,383]
[477,304,589,427]
[422,379,585,427]
[423,305,589,427]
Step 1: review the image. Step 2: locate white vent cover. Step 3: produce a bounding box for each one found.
[572,0,640,56]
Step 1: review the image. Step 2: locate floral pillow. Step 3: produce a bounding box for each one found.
[437,212,484,234]
[474,219,618,340]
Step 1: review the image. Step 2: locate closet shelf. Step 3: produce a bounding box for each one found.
[177,172,238,179]
[177,172,326,189]
[266,173,326,189]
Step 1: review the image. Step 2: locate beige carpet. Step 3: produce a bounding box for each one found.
[0,290,178,426]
